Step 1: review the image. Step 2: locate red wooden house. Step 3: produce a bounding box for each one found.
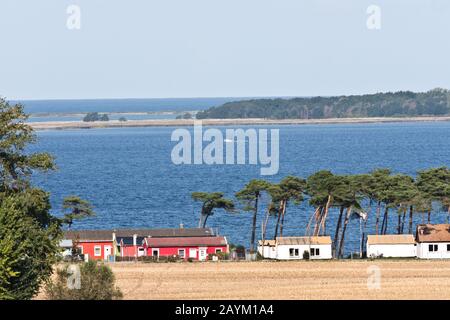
[63,228,225,261]
[64,230,115,261]
[143,236,228,261]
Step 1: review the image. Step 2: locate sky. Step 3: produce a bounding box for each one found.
[0,0,449,100]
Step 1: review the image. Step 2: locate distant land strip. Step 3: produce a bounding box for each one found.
[29,116,450,130]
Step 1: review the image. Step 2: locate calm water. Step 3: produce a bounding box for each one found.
[30,122,450,254]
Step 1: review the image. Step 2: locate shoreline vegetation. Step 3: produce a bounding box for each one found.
[29,115,450,130]
[197,88,450,119]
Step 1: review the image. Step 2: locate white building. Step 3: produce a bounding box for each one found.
[366,234,416,258]
[416,224,450,259]
[257,236,332,260]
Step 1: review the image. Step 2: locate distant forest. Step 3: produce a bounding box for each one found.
[196,89,450,119]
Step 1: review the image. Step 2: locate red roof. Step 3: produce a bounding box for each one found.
[144,236,227,247]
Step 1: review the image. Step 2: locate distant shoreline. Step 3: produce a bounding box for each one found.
[29,116,450,130]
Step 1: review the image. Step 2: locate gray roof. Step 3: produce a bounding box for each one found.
[276,236,332,245]
[64,228,215,241]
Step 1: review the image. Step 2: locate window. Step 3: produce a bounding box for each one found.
[448,244,450,252]
[94,246,101,257]
[178,249,185,258]
[289,248,299,257]
[310,248,320,257]
[215,248,222,254]
[429,244,438,252]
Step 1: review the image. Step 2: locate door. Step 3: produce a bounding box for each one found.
[199,247,207,261]
[189,248,197,259]
[104,246,112,260]
[152,249,159,258]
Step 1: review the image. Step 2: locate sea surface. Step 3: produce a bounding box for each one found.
[30,122,450,255]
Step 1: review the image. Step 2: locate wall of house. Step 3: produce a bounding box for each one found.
[367,244,416,258]
[145,245,228,260]
[257,245,276,259]
[276,244,332,260]
[78,241,114,261]
[417,242,450,259]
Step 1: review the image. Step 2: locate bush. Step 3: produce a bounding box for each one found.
[45,261,122,300]
[302,250,310,260]
[83,112,109,122]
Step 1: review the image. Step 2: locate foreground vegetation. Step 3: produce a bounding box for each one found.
[0,98,94,300]
[193,168,450,257]
[197,88,450,119]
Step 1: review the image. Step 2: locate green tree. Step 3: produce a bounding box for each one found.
[0,195,61,300]
[45,261,122,300]
[0,98,61,299]
[269,176,306,238]
[62,196,95,229]
[236,179,270,253]
[191,192,234,228]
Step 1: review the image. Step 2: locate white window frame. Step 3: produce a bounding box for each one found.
[429,244,438,252]
[94,245,102,257]
[178,249,186,258]
[215,248,222,254]
[189,248,197,258]
[152,248,160,257]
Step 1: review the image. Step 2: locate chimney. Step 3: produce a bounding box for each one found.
[179,223,184,229]
[112,231,116,241]
[133,234,137,246]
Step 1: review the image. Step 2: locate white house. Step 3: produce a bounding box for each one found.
[416,224,450,259]
[366,234,416,258]
[257,236,332,260]
[257,240,277,259]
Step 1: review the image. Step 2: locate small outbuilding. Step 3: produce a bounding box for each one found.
[257,236,332,260]
[416,224,450,259]
[366,234,416,258]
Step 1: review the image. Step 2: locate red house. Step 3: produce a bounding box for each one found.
[143,236,228,261]
[63,228,225,261]
[64,230,115,261]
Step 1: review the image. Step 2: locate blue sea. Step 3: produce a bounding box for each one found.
[30,121,450,255]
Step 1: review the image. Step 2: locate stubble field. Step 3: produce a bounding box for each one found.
[109,260,450,300]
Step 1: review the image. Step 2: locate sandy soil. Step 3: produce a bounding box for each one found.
[29,116,450,130]
[107,260,450,300]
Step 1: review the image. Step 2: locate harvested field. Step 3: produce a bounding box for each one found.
[109,260,450,300]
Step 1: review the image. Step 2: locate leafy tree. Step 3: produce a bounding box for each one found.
[236,179,270,253]
[191,192,234,228]
[269,176,306,238]
[0,195,61,299]
[62,196,95,229]
[0,98,62,299]
[83,112,109,122]
[45,261,122,300]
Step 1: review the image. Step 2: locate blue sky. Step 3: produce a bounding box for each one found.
[0,0,449,100]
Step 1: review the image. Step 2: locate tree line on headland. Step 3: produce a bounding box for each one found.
[196,88,450,119]
[192,168,450,257]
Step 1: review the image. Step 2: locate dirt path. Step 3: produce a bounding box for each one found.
[110,260,450,300]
